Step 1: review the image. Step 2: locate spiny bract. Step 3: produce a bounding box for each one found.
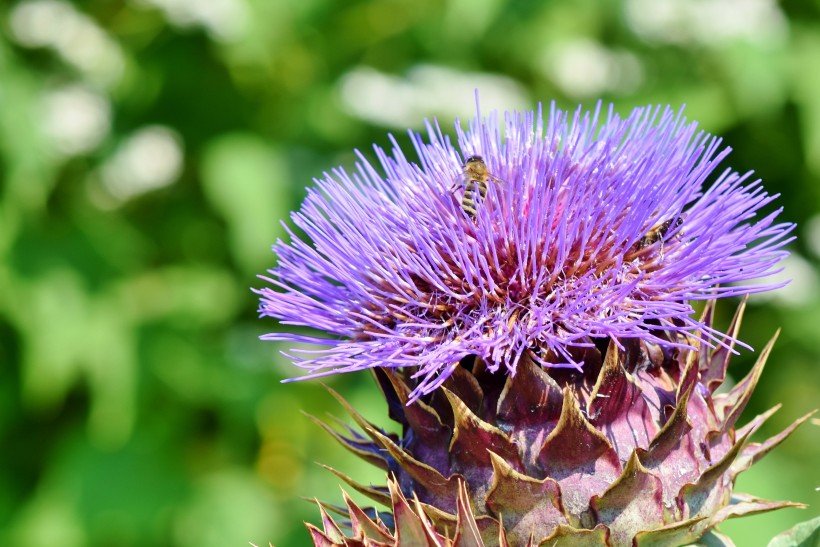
[311,301,812,545]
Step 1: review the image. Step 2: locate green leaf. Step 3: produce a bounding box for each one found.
[767,516,820,547]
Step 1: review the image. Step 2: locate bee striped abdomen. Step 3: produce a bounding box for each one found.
[461,179,487,217]
[460,155,495,218]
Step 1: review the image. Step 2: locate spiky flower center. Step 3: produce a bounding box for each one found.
[257,103,791,399]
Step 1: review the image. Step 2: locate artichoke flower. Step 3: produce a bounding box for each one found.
[257,103,811,545]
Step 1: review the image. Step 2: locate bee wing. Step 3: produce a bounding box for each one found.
[488,173,506,185]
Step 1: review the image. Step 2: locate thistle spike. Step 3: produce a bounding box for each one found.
[589,451,665,546]
[443,388,524,472]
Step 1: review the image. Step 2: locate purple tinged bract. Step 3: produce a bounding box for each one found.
[256,102,793,401]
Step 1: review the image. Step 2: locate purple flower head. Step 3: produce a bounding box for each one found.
[256,102,793,401]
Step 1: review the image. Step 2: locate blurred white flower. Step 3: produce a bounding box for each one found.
[339,64,529,128]
[735,252,818,308]
[41,85,111,156]
[804,214,820,260]
[625,0,788,46]
[132,0,249,42]
[100,126,184,203]
[542,40,644,99]
[10,0,125,87]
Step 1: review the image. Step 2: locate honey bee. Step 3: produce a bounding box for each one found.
[637,217,683,254]
[455,155,504,218]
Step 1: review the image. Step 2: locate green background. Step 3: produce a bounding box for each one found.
[1,0,818,545]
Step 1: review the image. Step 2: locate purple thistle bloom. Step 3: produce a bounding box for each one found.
[256,102,793,401]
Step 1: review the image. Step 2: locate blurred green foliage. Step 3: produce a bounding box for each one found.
[0,0,818,545]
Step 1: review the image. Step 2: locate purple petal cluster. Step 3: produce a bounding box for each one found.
[256,103,792,400]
